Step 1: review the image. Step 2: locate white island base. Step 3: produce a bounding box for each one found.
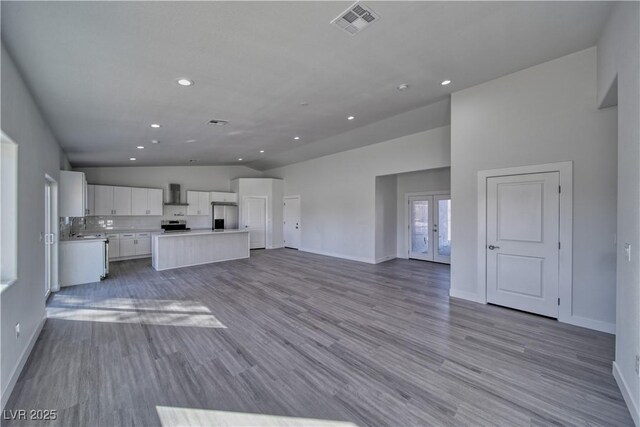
[152,230,250,271]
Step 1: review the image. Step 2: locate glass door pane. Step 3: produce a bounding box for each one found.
[434,196,451,264]
[410,198,430,260]
[438,199,451,256]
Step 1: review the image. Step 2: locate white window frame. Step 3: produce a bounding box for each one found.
[1,131,19,290]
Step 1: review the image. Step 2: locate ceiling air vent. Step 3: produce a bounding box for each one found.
[208,119,228,126]
[331,2,379,35]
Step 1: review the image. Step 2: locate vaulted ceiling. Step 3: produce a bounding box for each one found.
[1,1,612,170]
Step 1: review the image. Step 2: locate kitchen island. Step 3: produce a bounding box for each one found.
[151,229,250,271]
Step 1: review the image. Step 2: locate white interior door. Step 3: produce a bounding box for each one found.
[434,195,451,264]
[486,172,560,318]
[243,197,266,249]
[408,196,432,261]
[283,197,300,249]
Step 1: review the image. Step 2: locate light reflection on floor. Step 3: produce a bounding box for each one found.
[47,295,227,328]
[156,406,359,427]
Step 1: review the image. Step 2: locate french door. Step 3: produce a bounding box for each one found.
[408,194,451,264]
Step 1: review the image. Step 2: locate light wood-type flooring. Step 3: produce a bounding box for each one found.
[4,249,633,426]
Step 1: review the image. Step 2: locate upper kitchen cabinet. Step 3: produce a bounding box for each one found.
[87,184,95,216]
[131,187,163,216]
[210,191,238,204]
[187,191,210,216]
[94,185,132,216]
[59,171,87,217]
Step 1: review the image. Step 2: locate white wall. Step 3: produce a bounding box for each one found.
[266,126,450,263]
[0,44,69,407]
[597,3,640,424]
[450,48,618,332]
[395,167,451,258]
[375,175,397,262]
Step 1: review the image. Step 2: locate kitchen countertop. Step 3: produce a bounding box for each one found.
[153,229,249,238]
[98,229,163,234]
[60,235,107,243]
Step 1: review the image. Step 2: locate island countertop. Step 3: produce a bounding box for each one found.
[152,229,249,238]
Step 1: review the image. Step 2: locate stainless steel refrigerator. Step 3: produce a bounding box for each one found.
[212,203,238,230]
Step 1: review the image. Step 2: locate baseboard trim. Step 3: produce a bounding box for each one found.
[299,248,375,264]
[374,255,396,264]
[564,315,615,334]
[449,289,483,303]
[1,315,46,410]
[613,361,640,426]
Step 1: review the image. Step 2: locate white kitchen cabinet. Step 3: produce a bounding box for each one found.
[95,186,131,216]
[59,171,87,217]
[109,232,151,260]
[119,234,136,257]
[132,187,163,216]
[210,191,238,204]
[107,233,120,259]
[148,189,163,215]
[113,187,132,216]
[187,191,210,216]
[135,232,151,255]
[94,185,114,216]
[131,187,148,216]
[59,240,106,286]
[87,185,95,216]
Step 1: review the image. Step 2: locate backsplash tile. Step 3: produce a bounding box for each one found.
[65,212,212,235]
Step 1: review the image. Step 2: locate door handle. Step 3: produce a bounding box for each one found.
[424,237,426,244]
[488,245,500,250]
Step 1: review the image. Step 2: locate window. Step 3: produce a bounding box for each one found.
[1,131,18,289]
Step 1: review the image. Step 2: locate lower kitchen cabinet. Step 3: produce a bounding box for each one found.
[107,233,120,258]
[109,232,152,260]
[136,232,151,254]
[119,235,137,257]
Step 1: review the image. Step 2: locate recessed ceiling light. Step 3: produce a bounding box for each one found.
[397,83,409,91]
[208,119,228,126]
[347,116,355,120]
[129,157,136,161]
[300,102,309,107]
[441,80,451,86]
[150,123,161,128]
[238,158,243,161]
[260,150,265,153]
[294,136,300,140]
[151,140,159,144]
[177,78,194,87]
[137,146,144,149]
[189,159,198,163]
[185,139,196,143]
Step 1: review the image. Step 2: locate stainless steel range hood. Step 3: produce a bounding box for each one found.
[163,183,189,206]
